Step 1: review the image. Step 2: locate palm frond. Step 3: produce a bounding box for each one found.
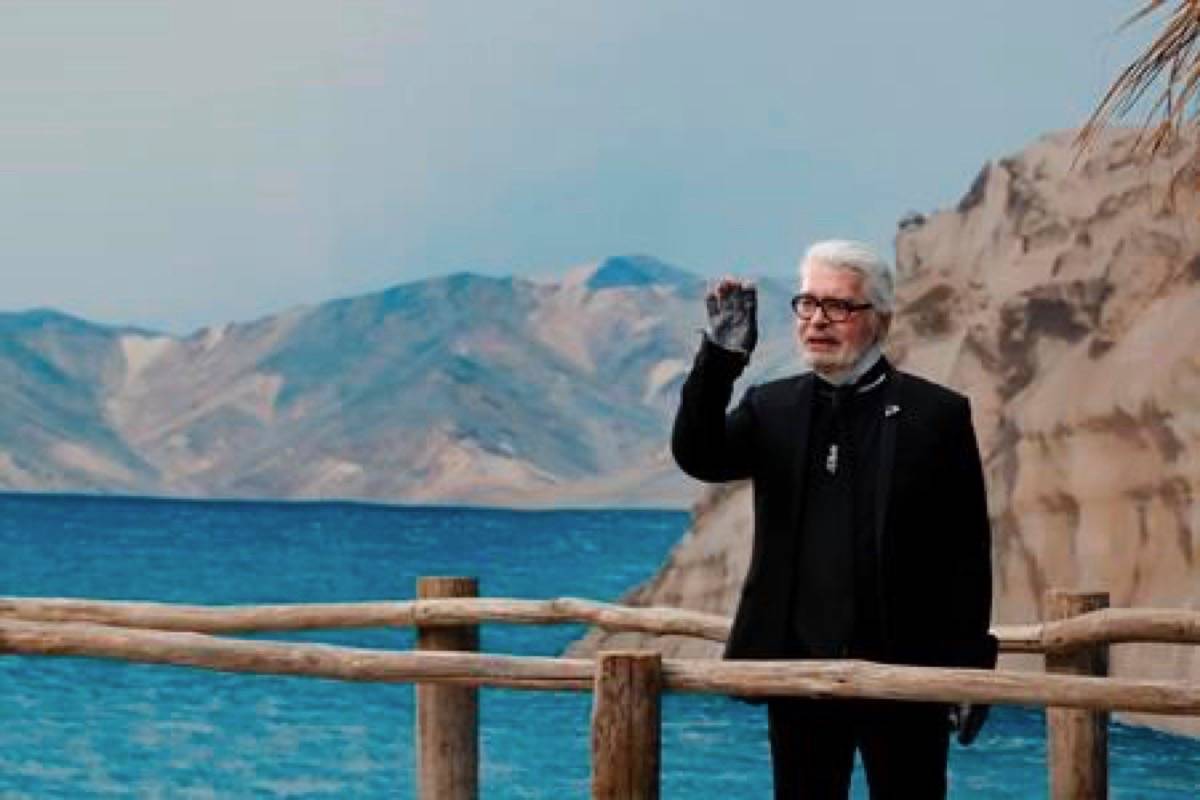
[1077,1,1200,155]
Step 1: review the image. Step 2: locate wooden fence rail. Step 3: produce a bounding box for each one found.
[3,586,1199,799]
[3,616,1200,713]
[0,595,732,641]
[3,595,1198,652]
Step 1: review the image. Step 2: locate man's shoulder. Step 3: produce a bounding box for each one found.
[747,366,969,409]
[894,369,970,411]
[748,372,809,400]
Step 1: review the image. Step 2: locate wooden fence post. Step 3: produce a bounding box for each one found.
[1045,590,1110,800]
[591,650,662,800]
[416,577,479,800]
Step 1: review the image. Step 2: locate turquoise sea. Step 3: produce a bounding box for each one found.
[0,493,1196,798]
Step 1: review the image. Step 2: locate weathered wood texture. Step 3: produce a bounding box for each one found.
[0,618,592,687]
[1000,624,1045,653]
[591,652,661,800]
[1046,591,1110,800]
[0,596,731,641]
[3,596,1197,654]
[2,618,1198,715]
[416,577,479,800]
[1040,608,1200,651]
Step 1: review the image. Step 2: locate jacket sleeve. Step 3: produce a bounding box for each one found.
[947,397,998,669]
[670,336,756,483]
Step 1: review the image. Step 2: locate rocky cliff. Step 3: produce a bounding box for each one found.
[572,128,1200,735]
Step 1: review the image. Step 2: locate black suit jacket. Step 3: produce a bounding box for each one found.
[672,340,997,670]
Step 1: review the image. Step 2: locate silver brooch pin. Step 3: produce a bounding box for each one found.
[885,404,901,417]
[826,443,839,474]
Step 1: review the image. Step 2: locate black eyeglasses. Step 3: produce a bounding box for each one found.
[790,293,873,322]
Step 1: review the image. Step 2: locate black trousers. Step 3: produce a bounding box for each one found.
[766,698,950,799]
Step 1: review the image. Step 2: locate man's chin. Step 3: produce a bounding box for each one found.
[801,351,847,373]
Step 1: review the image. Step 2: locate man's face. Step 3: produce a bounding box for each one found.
[795,260,889,376]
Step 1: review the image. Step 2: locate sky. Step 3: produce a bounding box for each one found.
[2,1,1152,333]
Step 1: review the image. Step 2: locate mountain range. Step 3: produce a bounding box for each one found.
[9,126,1200,736]
[0,256,800,506]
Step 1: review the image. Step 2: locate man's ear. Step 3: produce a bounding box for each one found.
[875,312,893,342]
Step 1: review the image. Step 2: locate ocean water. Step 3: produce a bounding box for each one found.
[0,493,1196,798]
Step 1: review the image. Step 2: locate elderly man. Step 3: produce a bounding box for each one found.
[671,240,996,799]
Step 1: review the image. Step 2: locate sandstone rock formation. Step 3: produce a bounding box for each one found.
[572,128,1200,735]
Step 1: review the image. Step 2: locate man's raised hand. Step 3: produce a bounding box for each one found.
[705,277,758,356]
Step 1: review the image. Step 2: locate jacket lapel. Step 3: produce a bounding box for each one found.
[789,372,815,490]
[875,368,902,595]
[777,372,815,547]
[876,371,902,539]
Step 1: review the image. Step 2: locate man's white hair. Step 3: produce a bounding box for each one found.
[800,239,895,313]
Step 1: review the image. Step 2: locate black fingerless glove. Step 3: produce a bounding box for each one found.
[705,285,758,355]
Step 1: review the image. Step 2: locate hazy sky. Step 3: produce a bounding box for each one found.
[4,1,1148,332]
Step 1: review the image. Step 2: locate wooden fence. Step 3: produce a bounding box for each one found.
[2,581,1199,799]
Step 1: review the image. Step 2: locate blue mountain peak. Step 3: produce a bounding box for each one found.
[585,256,697,291]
